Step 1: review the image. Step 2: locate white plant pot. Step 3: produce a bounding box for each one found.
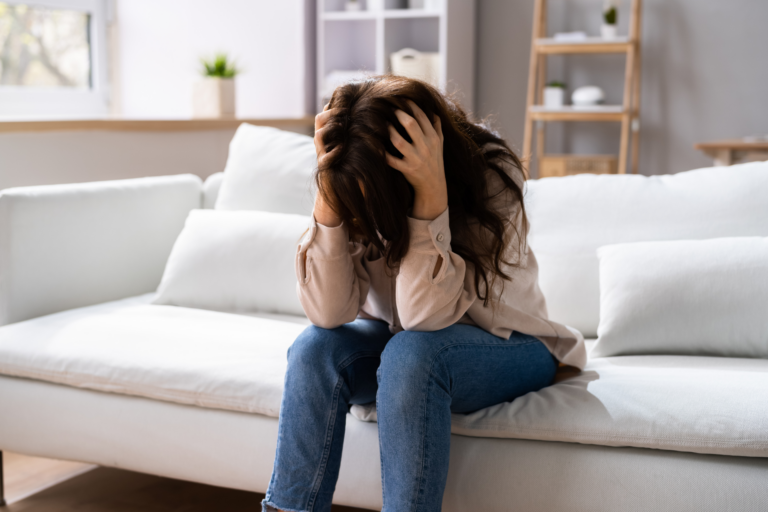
[601,24,618,39]
[345,1,361,11]
[367,0,383,10]
[193,78,236,119]
[543,87,565,109]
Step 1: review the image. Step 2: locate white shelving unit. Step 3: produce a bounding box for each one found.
[316,0,475,112]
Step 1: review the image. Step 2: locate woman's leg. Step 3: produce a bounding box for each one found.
[376,324,557,512]
[263,319,393,512]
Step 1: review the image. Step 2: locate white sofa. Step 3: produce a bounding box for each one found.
[1,157,768,511]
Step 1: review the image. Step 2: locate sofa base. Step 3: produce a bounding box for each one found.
[1,375,767,511]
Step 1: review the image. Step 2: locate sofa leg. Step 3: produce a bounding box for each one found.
[0,450,6,507]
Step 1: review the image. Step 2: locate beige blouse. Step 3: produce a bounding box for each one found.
[294,158,587,370]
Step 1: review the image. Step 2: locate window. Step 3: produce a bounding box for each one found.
[0,0,109,119]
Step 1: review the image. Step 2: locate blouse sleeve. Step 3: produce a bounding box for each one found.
[295,216,370,329]
[395,207,477,331]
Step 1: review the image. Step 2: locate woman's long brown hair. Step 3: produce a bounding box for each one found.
[318,75,528,306]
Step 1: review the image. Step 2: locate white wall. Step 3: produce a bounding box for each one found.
[116,0,313,119]
[0,0,315,191]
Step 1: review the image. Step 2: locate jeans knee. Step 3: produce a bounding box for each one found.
[287,325,334,369]
[380,330,444,372]
[377,331,447,407]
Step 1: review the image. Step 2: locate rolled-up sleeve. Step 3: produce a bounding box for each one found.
[395,207,476,331]
[295,216,370,328]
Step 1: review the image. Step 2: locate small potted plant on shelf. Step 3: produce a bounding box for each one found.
[544,81,566,109]
[193,53,240,119]
[601,0,618,39]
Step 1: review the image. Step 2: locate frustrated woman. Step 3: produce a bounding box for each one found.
[262,75,586,512]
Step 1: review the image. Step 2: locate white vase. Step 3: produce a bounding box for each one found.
[543,87,565,109]
[192,78,236,119]
[601,24,618,39]
[367,0,383,10]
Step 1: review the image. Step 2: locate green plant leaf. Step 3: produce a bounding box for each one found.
[603,6,617,25]
[199,53,240,78]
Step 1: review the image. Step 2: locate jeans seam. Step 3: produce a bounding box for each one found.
[306,373,345,511]
[306,351,383,511]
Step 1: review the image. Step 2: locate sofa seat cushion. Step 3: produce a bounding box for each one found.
[452,355,768,457]
[353,354,768,458]
[1,298,767,458]
[0,294,309,417]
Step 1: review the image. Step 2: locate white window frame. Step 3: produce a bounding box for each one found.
[0,0,109,120]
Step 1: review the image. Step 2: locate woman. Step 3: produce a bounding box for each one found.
[262,75,586,512]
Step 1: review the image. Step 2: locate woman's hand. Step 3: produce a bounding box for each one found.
[313,103,342,228]
[386,100,447,221]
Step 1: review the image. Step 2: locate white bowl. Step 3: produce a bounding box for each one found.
[571,86,605,107]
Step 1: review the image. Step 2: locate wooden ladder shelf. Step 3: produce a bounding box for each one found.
[522,0,643,176]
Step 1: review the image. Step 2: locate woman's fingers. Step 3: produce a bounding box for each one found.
[388,124,416,158]
[407,100,438,140]
[314,107,339,159]
[314,126,328,158]
[385,151,408,173]
[314,107,337,132]
[432,114,444,143]
[394,109,425,147]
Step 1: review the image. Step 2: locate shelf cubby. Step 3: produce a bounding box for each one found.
[316,0,475,111]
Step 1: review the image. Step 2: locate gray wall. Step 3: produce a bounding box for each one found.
[475,0,768,175]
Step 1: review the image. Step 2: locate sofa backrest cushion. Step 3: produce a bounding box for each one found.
[525,161,768,337]
[203,172,224,209]
[215,124,317,215]
[0,174,202,326]
[153,209,309,317]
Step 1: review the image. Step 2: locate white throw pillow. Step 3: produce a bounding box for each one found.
[592,237,768,359]
[215,123,317,215]
[525,161,768,337]
[153,209,309,316]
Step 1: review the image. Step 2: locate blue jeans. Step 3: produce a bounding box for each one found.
[262,320,558,512]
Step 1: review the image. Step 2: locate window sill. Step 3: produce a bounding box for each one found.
[0,117,315,133]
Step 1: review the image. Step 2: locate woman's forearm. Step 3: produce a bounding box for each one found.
[412,187,448,221]
[313,192,342,227]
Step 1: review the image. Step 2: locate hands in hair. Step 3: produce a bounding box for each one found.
[387,100,448,221]
[312,103,343,227]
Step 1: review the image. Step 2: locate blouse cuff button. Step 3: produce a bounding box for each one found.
[436,233,444,242]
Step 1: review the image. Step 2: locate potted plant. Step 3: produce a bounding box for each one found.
[544,81,566,109]
[193,53,240,119]
[601,0,618,39]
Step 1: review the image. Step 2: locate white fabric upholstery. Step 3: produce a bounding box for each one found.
[0,174,202,326]
[525,161,768,337]
[153,210,310,317]
[2,296,766,458]
[202,172,224,209]
[2,375,767,512]
[449,355,768,457]
[594,237,768,358]
[215,124,317,215]
[0,295,306,417]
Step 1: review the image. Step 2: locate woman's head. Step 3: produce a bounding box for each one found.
[317,74,527,303]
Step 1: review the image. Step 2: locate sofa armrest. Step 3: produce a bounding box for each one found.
[0,174,202,326]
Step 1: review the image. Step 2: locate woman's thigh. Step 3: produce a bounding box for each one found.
[379,323,557,414]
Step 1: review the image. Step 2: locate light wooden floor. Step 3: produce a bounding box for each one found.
[2,452,368,511]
